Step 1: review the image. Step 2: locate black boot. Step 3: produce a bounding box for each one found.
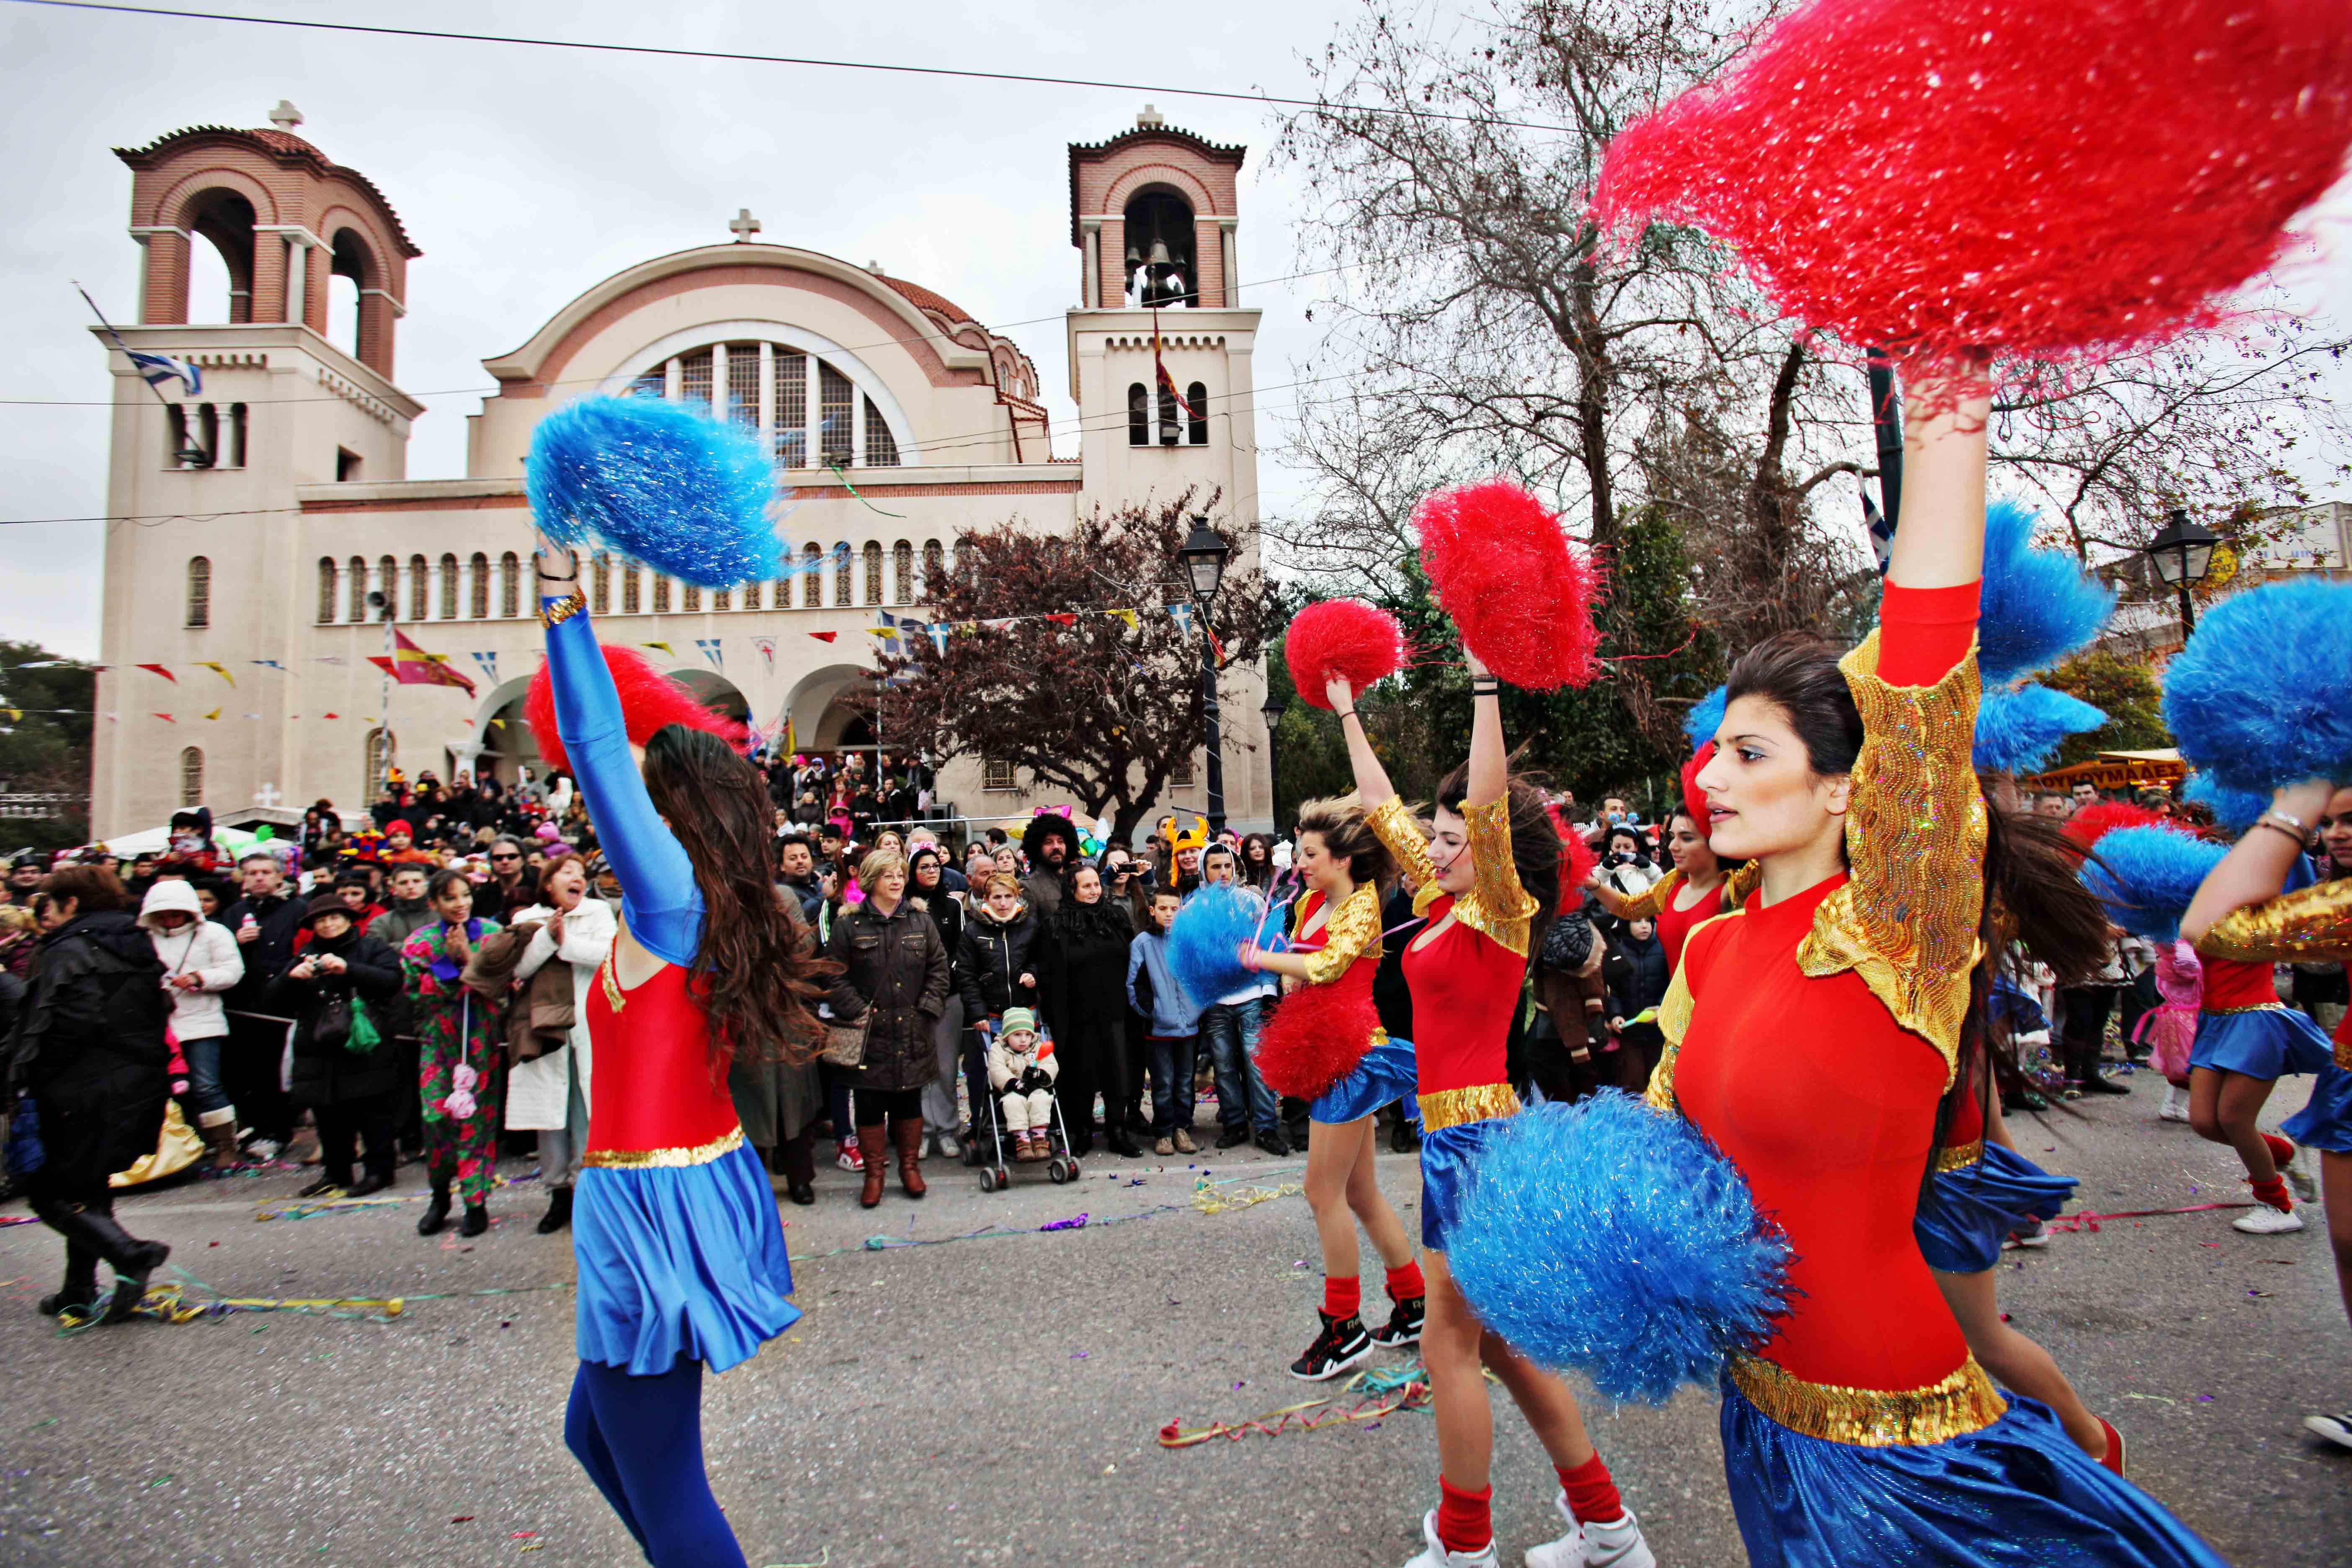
[535,1187,573,1235]
[417,1185,453,1236]
[73,1206,169,1323]
[346,1162,394,1199]
[459,1202,490,1238]
[37,1239,100,1318]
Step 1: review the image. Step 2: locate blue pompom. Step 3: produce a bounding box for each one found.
[1976,500,2116,688]
[1973,683,2105,774]
[1167,882,1278,1005]
[527,395,785,588]
[1684,685,1728,750]
[2080,823,2228,942]
[2183,773,2267,833]
[2164,580,2352,798]
[1447,1091,1793,1406]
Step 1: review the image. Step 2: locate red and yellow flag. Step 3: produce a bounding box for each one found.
[367,628,477,695]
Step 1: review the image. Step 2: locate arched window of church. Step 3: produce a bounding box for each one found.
[739,580,760,610]
[725,342,761,428]
[682,584,702,612]
[317,557,338,624]
[862,542,884,606]
[186,556,211,627]
[374,556,392,620]
[892,541,913,605]
[714,585,733,611]
[802,544,824,609]
[818,365,855,467]
[1129,383,1149,446]
[773,355,807,467]
[834,543,854,606]
[864,399,900,467]
[364,728,391,792]
[652,575,671,614]
[501,553,521,618]
[407,555,428,620]
[469,553,490,619]
[179,746,204,808]
[622,564,640,614]
[591,557,610,616]
[679,347,713,410]
[1156,382,1179,446]
[922,540,944,598]
[439,554,459,619]
[1187,383,1210,446]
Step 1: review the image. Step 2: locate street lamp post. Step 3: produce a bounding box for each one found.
[1179,519,1231,839]
[1260,668,1286,838]
[2143,508,2219,640]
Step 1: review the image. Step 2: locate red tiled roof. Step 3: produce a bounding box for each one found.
[113,125,422,258]
[875,273,977,328]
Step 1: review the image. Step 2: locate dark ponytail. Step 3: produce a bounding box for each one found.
[1434,762,1560,958]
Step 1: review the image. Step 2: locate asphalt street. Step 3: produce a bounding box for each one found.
[3,1069,2347,1568]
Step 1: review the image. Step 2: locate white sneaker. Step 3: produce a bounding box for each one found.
[2232,1203,2305,1234]
[2157,1090,2188,1122]
[2285,1151,2317,1203]
[1525,1492,1656,1568]
[934,1131,961,1160]
[1403,1510,1498,1568]
[2304,1412,2352,1450]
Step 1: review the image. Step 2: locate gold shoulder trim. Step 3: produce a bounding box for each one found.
[1727,1354,2006,1447]
[2198,878,2352,965]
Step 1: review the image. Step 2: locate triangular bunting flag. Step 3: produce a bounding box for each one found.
[471,652,500,686]
[1168,603,1194,635]
[1044,613,1077,627]
[642,641,674,656]
[696,638,724,671]
[152,712,174,722]
[809,631,837,643]
[195,661,235,685]
[202,707,222,720]
[753,636,776,675]
[1109,609,1138,631]
[250,659,286,671]
[137,663,176,682]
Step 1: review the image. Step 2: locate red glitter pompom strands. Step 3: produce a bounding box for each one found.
[1284,599,1407,710]
[1413,480,1604,691]
[524,644,751,775]
[1596,0,2352,360]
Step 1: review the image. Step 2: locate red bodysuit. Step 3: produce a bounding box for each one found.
[581,956,743,1166]
[1652,581,2001,1436]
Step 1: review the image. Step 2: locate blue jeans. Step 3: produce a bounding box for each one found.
[1149,1034,1199,1138]
[178,1032,233,1121]
[1199,998,1279,1135]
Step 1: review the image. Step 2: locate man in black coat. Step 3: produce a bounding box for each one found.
[4,866,173,1322]
[219,851,309,1156]
[1021,813,1081,917]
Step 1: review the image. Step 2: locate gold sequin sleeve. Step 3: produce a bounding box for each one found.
[1606,868,1679,920]
[1302,882,1385,987]
[1458,795,1540,957]
[1367,794,1443,920]
[1795,629,1986,1088]
[2197,878,2352,965]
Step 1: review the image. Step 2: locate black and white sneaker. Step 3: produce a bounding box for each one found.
[1370,1295,1426,1348]
[2305,1412,2352,1451]
[1288,1310,1374,1381]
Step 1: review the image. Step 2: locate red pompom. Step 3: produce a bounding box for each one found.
[1681,745,1715,827]
[1596,0,2352,360]
[1557,827,1600,909]
[1286,599,1407,710]
[2061,799,2170,850]
[1255,967,1383,1100]
[1414,481,1604,691]
[525,645,749,776]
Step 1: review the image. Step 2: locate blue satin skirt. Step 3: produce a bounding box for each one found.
[574,1142,800,1376]
[2282,1060,2352,1155]
[1418,1115,1504,1253]
[1722,1380,2225,1567]
[2188,1006,2334,1080]
[1310,1035,1420,1127]
[1914,1144,2078,1275]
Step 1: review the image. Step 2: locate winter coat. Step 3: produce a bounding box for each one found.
[910,887,963,968]
[1127,929,1203,1037]
[6,911,169,1190]
[467,898,615,1133]
[270,928,404,1109]
[220,890,309,1018]
[957,899,1043,1023]
[986,1029,1059,1093]
[1602,929,1670,1023]
[138,880,243,1041]
[823,897,949,1094]
[1041,897,1135,1053]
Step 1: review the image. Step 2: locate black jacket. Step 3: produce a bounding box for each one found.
[220,890,309,1017]
[912,888,963,978]
[269,928,404,1109]
[957,900,1042,1023]
[1373,882,1421,1043]
[6,911,168,1190]
[1603,929,1670,1022]
[1041,897,1134,1050]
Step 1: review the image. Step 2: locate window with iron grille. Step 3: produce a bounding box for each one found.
[469,553,490,619]
[802,544,824,608]
[864,397,899,466]
[180,747,204,807]
[377,556,396,619]
[317,558,337,624]
[440,554,459,619]
[679,347,713,409]
[407,555,428,620]
[185,556,211,627]
[862,542,884,606]
[773,353,808,467]
[1172,753,1196,787]
[501,553,521,618]
[921,540,943,599]
[622,565,640,614]
[892,541,913,605]
[682,584,701,613]
[629,366,666,399]
[834,543,853,605]
[591,557,610,615]
[726,342,761,428]
[348,556,367,622]
[983,759,1016,792]
[819,363,854,467]
[652,575,671,613]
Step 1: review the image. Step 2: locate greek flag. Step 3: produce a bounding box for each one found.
[1864,487,1895,576]
[127,350,201,397]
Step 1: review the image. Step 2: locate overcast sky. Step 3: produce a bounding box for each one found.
[2,1,2347,660]
[0,0,1369,658]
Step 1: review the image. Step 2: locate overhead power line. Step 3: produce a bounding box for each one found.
[12,0,1577,134]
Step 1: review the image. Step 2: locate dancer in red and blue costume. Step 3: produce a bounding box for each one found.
[534,542,823,1568]
[1652,360,2222,1565]
[1329,656,1653,1568]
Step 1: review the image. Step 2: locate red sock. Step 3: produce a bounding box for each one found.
[1557,1453,1622,1525]
[1435,1478,1493,1555]
[2250,1175,2292,1212]
[2262,1132,2296,1169]
[1324,1274,1362,1320]
[1386,1259,1426,1301]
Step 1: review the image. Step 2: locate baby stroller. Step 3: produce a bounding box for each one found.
[965,1016,1081,1191]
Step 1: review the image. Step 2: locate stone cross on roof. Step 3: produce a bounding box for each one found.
[269,99,304,130]
[729,207,761,242]
[1136,104,1165,129]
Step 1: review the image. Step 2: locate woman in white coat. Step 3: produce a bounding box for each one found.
[477,856,615,1234]
[137,877,245,1168]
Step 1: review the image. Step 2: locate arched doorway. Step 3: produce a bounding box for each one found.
[783,663,881,761]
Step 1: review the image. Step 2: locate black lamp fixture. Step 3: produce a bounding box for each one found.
[2143,507,2220,636]
[1180,520,1230,601]
[1259,667,1286,838]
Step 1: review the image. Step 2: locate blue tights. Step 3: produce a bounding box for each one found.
[564,1355,747,1567]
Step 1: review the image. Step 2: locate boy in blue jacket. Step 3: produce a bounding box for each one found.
[1127,888,1204,1154]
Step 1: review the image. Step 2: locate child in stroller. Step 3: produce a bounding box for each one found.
[986,1008,1059,1162]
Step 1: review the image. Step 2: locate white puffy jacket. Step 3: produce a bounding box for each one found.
[139,878,245,1040]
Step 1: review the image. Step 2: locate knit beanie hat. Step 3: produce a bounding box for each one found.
[999,1007,1037,1038]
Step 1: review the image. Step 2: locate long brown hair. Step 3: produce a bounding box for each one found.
[643,724,832,1075]
[1433,763,1560,957]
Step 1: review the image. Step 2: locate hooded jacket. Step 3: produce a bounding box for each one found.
[138,879,243,1040]
[957,896,1042,1022]
[5,910,169,1189]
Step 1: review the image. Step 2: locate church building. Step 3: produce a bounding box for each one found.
[85,103,1270,840]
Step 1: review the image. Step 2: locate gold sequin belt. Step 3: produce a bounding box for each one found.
[1727,1354,2007,1447]
[1933,1139,1985,1173]
[581,1125,744,1169]
[1417,1082,1521,1132]
[2203,1002,2287,1016]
